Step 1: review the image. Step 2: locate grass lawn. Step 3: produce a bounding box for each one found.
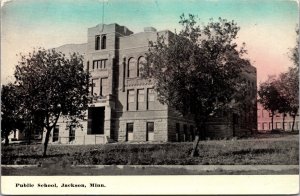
[2,133,298,166]
[2,165,298,175]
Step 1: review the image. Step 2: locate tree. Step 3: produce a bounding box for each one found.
[14,48,89,156]
[277,68,299,131]
[1,84,24,145]
[143,14,250,157]
[258,76,284,131]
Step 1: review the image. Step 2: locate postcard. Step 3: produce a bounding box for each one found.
[1,0,299,195]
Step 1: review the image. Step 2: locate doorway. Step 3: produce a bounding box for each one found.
[88,107,105,134]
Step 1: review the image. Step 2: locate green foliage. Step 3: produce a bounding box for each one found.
[258,77,284,114]
[143,14,251,130]
[13,48,89,155]
[1,84,25,145]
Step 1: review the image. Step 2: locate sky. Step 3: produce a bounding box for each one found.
[1,0,299,84]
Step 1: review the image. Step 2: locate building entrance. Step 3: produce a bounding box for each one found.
[88,107,105,134]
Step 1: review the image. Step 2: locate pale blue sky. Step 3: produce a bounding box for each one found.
[1,0,299,84]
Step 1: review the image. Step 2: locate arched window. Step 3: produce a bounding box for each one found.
[101,35,106,49]
[95,36,100,50]
[128,58,136,78]
[137,56,146,77]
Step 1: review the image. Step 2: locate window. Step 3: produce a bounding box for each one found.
[69,125,75,142]
[126,123,134,141]
[137,89,145,110]
[138,56,146,77]
[101,35,106,49]
[127,123,134,132]
[183,124,187,142]
[176,123,180,142]
[127,89,135,111]
[93,59,107,70]
[138,89,145,102]
[128,58,136,78]
[92,78,100,96]
[100,78,108,96]
[269,122,272,130]
[147,88,155,102]
[53,125,59,142]
[95,36,100,50]
[276,122,281,129]
[128,90,135,103]
[87,61,90,71]
[262,122,268,130]
[146,122,154,141]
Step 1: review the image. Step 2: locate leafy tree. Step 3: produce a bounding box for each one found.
[1,84,24,145]
[277,68,299,131]
[14,48,89,156]
[143,14,251,157]
[258,76,284,131]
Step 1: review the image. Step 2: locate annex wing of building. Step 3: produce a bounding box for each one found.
[45,23,257,145]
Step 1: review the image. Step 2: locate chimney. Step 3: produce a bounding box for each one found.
[144,27,157,32]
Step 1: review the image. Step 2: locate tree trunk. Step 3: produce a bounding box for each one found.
[43,128,52,157]
[271,112,274,131]
[282,113,285,131]
[4,130,9,146]
[191,122,205,157]
[291,115,296,132]
[28,126,31,145]
[191,134,200,157]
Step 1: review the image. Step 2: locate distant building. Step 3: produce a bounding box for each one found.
[257,103,299,131]
[44,23,257,144]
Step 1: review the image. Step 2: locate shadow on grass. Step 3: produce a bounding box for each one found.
[224,148,278,156]
[3,153,68,159]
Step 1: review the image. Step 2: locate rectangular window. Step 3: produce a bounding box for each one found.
[276,122,281,129]
[138,89,145,102]
[93,59,108,70]
[126,123,134,141]
[262,122,268,130]
[183,124,187,142]
[100,78,108,97]
[127,89,135,111]
[53,125,59,142]
[92,78,100,96]
[148,88,155,102]
[69,125,75,142]
[128,90,135,103]
[146,122,154,141]
[147,122,154,133]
